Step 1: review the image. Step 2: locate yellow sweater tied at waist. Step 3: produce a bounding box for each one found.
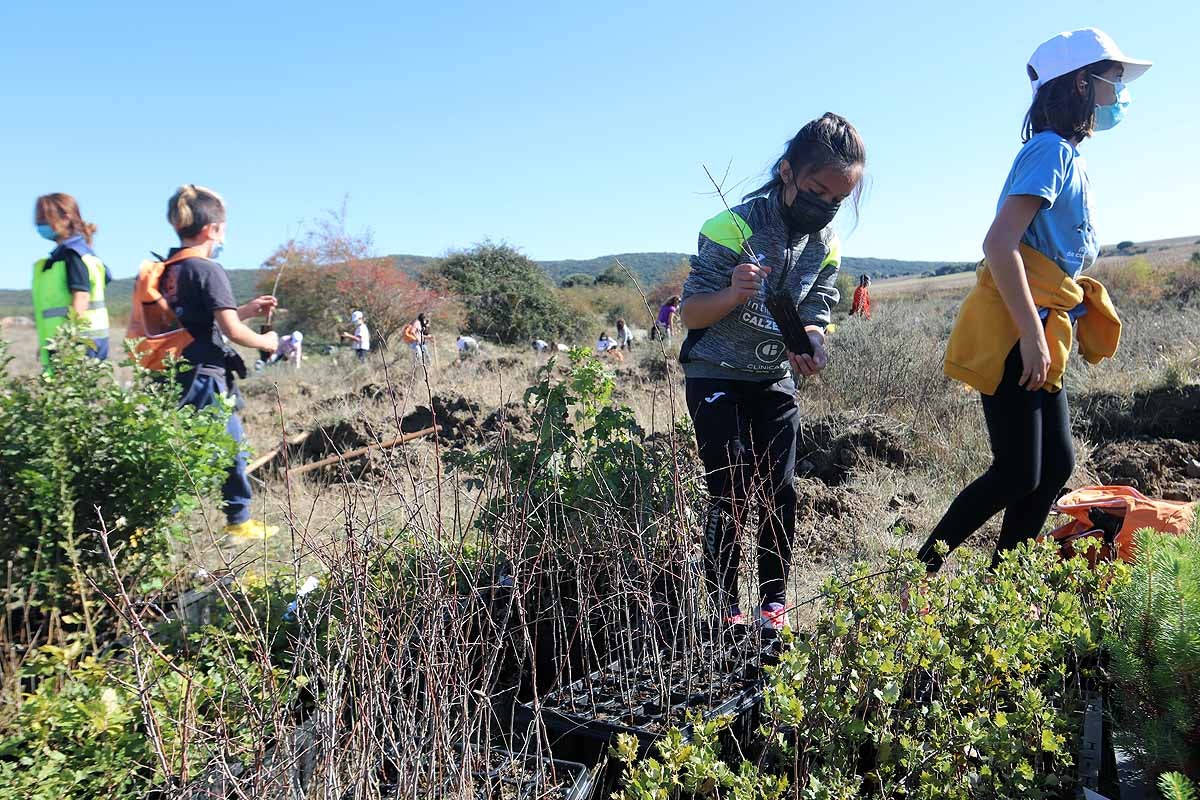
[944,244,1121,395]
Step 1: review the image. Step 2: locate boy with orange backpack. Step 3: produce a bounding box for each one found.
[128,185,280,540]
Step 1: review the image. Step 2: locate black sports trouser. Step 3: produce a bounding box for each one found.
[686,376,799,611]
[917,345,1075,571]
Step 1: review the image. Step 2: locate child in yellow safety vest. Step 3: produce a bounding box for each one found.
[31,193,112,370]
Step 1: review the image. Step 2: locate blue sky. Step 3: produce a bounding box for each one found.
[1,0,1196,288]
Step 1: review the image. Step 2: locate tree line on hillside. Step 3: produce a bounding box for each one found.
[261,213,640,347]
[210,209,985,347]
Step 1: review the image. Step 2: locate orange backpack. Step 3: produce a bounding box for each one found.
[402,321,421,344]
[1040,485,1197,564]
[125,247,206,370]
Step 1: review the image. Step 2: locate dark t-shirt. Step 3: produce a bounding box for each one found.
[166,248,238,368]
[47,241,112,293]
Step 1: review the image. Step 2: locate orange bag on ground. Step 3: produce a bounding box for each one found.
[1040,485,1197,563]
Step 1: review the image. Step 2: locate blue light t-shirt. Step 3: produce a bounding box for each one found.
[997,131,1098,279]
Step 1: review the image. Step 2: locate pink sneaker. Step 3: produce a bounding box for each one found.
[724,606,747,626]
[756,603,789,632]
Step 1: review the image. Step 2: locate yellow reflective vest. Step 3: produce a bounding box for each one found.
[32,249,109,369]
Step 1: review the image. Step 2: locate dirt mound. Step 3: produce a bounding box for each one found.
[1075,385,1200,442]
[482,401,537,438]
[479,356,523,373]
[793,479,871,562]
[311,382,404,416]
[795,414,914,485]
[401,394,483,443]
[613,356,679,385]
[358,382,403,403]
[638,356,679,383]
[1090,438,1200,501]
[302,418,384,460]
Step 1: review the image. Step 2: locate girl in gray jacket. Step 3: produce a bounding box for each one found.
[679,112,866,632]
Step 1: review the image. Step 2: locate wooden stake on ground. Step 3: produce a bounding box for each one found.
[285,425,441,477]
[246,430,313,475]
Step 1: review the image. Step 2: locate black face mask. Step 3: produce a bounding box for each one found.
[781,186,840,234]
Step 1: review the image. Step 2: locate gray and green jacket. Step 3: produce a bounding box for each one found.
[679,190,841,381]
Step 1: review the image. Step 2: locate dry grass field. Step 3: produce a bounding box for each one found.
[5,236,1196,611]
[4,237,1199,798]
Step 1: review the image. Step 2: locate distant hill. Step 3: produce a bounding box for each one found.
[0,270,265,320]
[391,251,967,287]
[0,254,971,317]
[386,252,691,287]
[8,236,1192,318]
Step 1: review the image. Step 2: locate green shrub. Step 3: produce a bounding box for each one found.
[614,718,789,800]
[1110,526,1200,779]
[434,241,581,344]
[0,330,237,635]
[0,618,300,799]
[1160,772,1199,800]
[560,283,653,330]
[616,542,1122,799]
[449,349,690,551]
[835,270,856,309]
[559,272,594,288]
[594,263,634,287]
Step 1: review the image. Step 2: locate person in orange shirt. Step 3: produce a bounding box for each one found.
[849,274,871,318]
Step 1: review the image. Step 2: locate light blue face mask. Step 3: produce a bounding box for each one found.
[210,242,225,260]
[36,223,57,241]
[1093,74,1131,131]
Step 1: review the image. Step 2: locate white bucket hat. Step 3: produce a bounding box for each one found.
[351,310,364,322]
[292,331,303,343]
[1028,28,1151,95]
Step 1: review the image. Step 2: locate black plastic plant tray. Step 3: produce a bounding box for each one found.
[370,746,594,800]
[516,659,762,758]
[481,748,595,800]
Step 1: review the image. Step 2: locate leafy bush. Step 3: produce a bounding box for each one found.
[0,574,305,800]
[648,258,691,308]
[835,270,856,309]
[434,241,581,344]
[559,272,594,288]
[0,332,236,634]
[617,542,1122,799]
[1160,772,1200,800]
[449,349,689,550]
[262,207,440,344]
[614,718,788,800]
[1110,526,1200,779]
[594,263,634,287]
[560,283,653,330]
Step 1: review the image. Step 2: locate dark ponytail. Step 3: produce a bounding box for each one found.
[1022,60,1115,143]
[744,112,867,211]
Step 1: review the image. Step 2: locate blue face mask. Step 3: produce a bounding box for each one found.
[36,223,57,241]
[1093,75,1131,132]
[210,242,224,260]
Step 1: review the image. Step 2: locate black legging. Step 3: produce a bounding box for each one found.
[686,376,799,612]
[917,345,1074,571]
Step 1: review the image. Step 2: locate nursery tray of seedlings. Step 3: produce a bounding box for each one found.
[370,746,594,800]
[517,634,768,756]
[480,749,594,800]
